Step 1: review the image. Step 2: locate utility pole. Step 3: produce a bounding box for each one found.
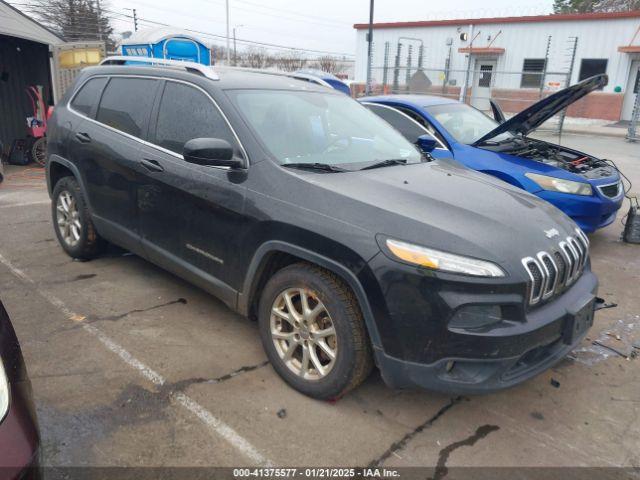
[459,23,474,103]
[225,0,231,64]
[365,0,374,95]
[96,0,102,40]
[233,27,237,66]
[124,8,138,32]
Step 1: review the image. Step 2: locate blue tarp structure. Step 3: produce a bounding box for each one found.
[120,27,212,65]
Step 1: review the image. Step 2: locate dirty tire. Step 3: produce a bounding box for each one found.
[258,262,373,400]
[52,176,106,260]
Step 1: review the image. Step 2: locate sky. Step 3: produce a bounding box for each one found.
[101,0,555,58]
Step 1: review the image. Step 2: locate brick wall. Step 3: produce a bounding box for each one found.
[350,84,624,121]
[491,89,624,121]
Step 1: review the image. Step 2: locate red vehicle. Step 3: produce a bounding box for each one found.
[0,301,40,479]
[25,86,49,167]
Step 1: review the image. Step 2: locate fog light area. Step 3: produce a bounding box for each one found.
[449,305,502,329]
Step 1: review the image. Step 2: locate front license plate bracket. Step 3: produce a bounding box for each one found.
[563,296,595,345]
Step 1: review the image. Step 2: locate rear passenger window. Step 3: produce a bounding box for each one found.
[154,82,239,155]
[96,78,158,138]
[70,77,108,117]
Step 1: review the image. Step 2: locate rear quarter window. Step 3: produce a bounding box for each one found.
[96,77,159,138]
[70,77,108,117]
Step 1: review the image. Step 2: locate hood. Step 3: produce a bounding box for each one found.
[292,160,578,271]
[473,74,608,146]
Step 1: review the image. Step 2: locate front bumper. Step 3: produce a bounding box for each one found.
[536,189,623,234]
[367,254,598,394]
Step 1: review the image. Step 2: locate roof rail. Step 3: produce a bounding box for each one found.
[222,66,333,89]
[99,56,219,80]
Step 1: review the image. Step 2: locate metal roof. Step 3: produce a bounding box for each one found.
[0,0,63,44]
[353,10,640,30]
[120,27,210,47]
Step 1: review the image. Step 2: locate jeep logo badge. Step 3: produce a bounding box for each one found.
[544,228,560,239]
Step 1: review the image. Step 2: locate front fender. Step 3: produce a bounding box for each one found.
[238,240,384,349]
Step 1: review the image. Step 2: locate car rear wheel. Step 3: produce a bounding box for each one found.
[52,176,105,259]
[258,263,373,399]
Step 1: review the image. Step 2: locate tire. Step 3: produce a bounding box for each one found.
[31,137,47,167]
[51,176,106,259]
[258,262,373,400]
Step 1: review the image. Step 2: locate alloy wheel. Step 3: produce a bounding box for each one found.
[270,287,338,380]
[56,190,82,247]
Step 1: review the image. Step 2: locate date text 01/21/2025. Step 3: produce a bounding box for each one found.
[232,468,401,478]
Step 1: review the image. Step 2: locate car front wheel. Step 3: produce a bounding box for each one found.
[258,263,373,399]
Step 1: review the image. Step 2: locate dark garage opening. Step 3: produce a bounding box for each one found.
[0,34,53,155]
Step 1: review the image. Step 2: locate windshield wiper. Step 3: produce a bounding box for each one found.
[360,158,408,170]
[283,162,348,173]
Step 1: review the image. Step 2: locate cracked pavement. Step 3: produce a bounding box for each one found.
[0,132,639,471]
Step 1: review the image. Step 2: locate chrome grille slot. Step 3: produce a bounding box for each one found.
[522,257,544,305]
[538,252,558,298]
[522,231,589,306]
[553,251,568,288]
[564,240,580,282]
[570,236,584,266]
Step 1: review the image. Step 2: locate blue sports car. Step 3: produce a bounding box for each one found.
[360,75,623,233]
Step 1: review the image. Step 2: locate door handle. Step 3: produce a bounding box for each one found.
[75,132,91,143]
[140,158,164,173]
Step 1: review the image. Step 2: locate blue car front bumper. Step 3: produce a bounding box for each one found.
[536,189,623,233]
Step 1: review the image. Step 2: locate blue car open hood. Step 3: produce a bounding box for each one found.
[473,74,608,146]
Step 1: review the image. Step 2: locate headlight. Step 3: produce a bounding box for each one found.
[385,239,505,277]
[0,360,8,422]
[525,173,592,196]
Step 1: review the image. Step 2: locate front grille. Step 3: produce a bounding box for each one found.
[598,182,622,199]
[522,228,589,306]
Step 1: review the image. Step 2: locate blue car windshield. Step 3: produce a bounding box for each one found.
[227,89,421,167]
[425,103,514,145]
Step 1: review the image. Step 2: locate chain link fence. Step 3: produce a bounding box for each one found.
[627,90,639,142]
[358,36,583,135]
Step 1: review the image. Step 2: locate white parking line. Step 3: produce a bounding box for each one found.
[0,200,50,209]
[0,252,274,467]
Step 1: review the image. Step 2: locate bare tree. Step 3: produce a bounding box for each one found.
[30,0,115,50]
[316,55,338,74]
[240,47,275,69]
[553,0,640,12]
[275,51,307,72]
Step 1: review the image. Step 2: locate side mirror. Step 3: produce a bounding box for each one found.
[183,138,244,168]
[416,134,437,153]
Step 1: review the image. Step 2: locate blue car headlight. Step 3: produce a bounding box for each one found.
[525,173,593,196]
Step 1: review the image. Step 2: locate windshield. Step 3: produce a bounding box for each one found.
[425,103,514,144]
[228,90,422,168]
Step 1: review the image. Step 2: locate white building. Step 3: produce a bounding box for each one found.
[354,11,640,121]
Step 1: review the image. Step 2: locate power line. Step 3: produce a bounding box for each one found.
[103,7,354,56]
[9,1,354,57]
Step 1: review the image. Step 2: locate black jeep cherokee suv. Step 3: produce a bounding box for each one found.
[46,59,597,399]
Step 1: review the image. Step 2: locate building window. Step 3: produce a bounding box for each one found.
[578,59,608,85]
[521,59,546,88]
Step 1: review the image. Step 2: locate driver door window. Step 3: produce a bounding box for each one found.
[395,107,448,148]
[152,81,240,157]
